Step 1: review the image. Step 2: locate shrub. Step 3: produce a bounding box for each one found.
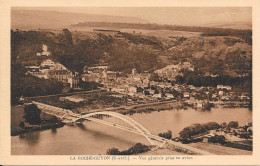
[106,143,150,155]
[127,143,150,154]
[106,148,120,155]
[158,130,172,139]
[208,135,226,144]
[239,132,251,139]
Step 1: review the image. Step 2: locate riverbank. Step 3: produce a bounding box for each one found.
[117,101,178,115]
[189,142,252,155]
[11,105,65,136]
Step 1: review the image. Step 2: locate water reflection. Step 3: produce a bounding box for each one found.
[51,128,57,133]
[76,122,87,129]
[19,131,40,146]
[78,122,138,145]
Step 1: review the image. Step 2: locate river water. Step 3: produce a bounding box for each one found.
[11,108,252,155]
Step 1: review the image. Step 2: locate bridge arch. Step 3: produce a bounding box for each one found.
[75,111,154,145]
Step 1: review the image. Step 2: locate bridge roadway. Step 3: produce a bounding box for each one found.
[32,101,213,155]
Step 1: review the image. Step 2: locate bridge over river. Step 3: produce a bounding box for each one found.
[32,101,213,155]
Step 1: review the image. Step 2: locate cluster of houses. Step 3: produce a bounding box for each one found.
[24,44,250,107]
[26,45,80,88]
[79,60,250,106]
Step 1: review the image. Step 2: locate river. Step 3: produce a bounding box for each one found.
[11,108,252,155]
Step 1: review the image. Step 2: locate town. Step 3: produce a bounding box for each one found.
[23,44,251,111]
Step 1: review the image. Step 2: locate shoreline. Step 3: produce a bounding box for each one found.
[11,122,65,136]
[11,101,250,137]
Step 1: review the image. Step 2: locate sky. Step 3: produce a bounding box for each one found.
[13,7,252,26]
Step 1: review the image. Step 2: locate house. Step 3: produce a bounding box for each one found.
[41,44,51,56]
[128,86,137,93]
[212,94,218,100]
[152,93,162,98]
[112,86,127,94]
[165,93,174,99]
[196,101,203,108]
[179,62,195,71]
[217,85,232,90]
[183,92,190,98]
[148,89,155,95]
[47,70,72,83]
[81,73,103,83]
[106,71,117,81]
[37,44,51,56]
[221,95,230,101]
[40,59,56,71]
[150,81,159,86]
[25,66,40,73]
[85,65,108,74]
[188,85,196,90]
[142,78,150,87]
[132,68,137,75]
[68,75,80,88]
[239,95,250,100]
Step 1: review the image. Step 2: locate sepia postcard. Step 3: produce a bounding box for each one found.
[0,0,260,165]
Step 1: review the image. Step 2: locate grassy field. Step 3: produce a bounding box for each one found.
[189,142,252,155]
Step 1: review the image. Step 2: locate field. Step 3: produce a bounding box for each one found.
[70,26,201,38]
[189,142,252,155]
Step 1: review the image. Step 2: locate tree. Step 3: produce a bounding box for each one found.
[179,127,193,139]
[62,29,73,45]
[227,121,239,128]
[23,104,41,125]
[149,72,160,81]
[127,143,150,154]
[203,122,220,130]
[220,122,227,128]
[106,147,120,155]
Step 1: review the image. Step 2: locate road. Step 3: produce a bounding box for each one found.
[25,89,104,99]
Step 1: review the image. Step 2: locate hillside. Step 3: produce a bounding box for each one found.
[11,27,251,76]
[11,9,148,30]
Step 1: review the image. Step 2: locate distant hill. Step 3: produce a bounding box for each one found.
[11,9,148,30]
[204,22,252,30]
